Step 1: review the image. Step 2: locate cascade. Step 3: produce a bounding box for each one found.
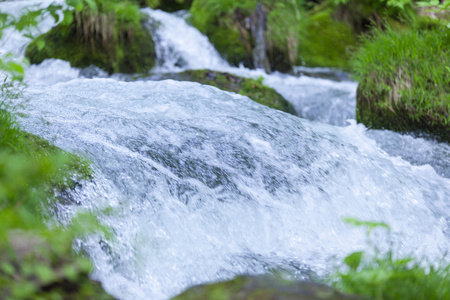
[1,2,449,300]
[19,79,450,300]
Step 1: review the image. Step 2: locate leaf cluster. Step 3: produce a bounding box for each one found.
[330,218,450,300]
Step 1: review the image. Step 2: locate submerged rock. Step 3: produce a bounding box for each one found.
[172,275,363,300]
[153,69,296,114]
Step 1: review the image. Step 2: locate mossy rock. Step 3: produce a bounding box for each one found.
[0,229,114,300]
[297,9,357,70]
[26,11,156,74]
[208,26,250,68]
[156,70,296,114]
[172,275,363,300]
[353,27,450,142]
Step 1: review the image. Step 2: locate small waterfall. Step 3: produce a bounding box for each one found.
[141,8,358,127]
[251,3,271,73]
[143,8,229,72]
[18,79,450,300]
[1,2,449,300]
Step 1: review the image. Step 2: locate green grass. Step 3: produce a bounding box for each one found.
[333,254,450,300]
[352,26,450,141]
[330,218,450,300]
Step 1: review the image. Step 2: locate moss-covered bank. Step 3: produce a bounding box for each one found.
[353,27,450,142]
[26,0,156,74]
[1,83,112,299]
[156,69,296,114]
[172,275,362,300]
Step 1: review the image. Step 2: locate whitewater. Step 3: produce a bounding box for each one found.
[1,2,449,299]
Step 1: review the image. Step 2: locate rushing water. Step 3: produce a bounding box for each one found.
[1,3,450,300]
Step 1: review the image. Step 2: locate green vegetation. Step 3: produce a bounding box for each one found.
[327,0,416,33]
[352,26,450,141]
[158,69,296,114]
[330,218,450,300]
[298,8,357,70]
[190,0,304,72]
[26,0,156,74]
[0,80,113,299]
[0,5,113,297]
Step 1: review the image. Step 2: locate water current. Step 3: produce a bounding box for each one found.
[1,2,449,299]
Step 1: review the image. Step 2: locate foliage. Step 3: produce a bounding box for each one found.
[417,0,450,28]
[297,9,357,69]
[326,0,416,33]
[352,26,450,141]
[0,6,112,298]
[330,218,450,300]
[190,0,304,70]
[0,77,113,298]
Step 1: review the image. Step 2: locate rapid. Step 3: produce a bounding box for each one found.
[1,2,449,299]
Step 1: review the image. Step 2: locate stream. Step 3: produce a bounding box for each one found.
[1,2,450,300]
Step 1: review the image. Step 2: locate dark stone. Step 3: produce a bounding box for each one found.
[171,275,364,300]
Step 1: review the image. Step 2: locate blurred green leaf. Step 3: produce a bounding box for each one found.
[344,251,364,271]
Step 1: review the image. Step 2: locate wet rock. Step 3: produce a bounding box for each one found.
[153,69,296,114]
[26,8,156,74]
[172,275,364,300]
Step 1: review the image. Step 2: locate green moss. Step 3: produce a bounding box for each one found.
[352,27,450,142]
[172,275,362,300]
[209,26,250,67]
[158,69,296,114]
[189,1,250,67]
[298,9,357,70]
[26,2,156,74]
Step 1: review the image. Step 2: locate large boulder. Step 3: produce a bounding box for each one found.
[171,275,363,300]
[26,4,156,74]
